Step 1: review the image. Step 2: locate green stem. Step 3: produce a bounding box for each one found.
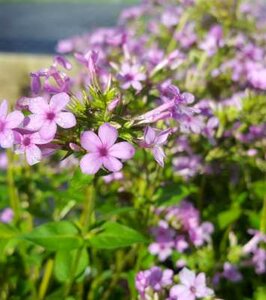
[6,150,19,222]
[260,197,266,233]
[64,182,96,297]
[38,259,54,300]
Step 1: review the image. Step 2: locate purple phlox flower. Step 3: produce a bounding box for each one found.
[103,172,124,184]
[140,126,171,167]
[80,123,135,174]
[175,235,189,252]
[161,6,181,28]
[149,220,175,261]
[118,62,146,91]
[242,229,266,274]
[174,23,197,49]
[0,208,14,223]
[179,114,204,134]
[119,5,146,23]
[107,96,121,112]
[200,25,224,56]
[189,221,214,247]
[176,259,187,269]
[173,155,202,179]
[203,117,219,138]
[243,229,266,254]
[53,55,72,70]
[170,268,214,300]
[136,267,173,299]
[143,47,165,70]
[194,99,215,117]
[0,100,24,149]
[31,65,71,95]
[252,248,266,274]
[14,131,49,166]
[222,263,242,282]
[173,136,192,154]
[248,68,266,90]
[26,93,76,140]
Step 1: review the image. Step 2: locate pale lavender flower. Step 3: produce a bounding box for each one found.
[26,93,76,140]
[136,267,173,299]
[15,132,49,165]
[140,126,171,167]
[200,25,224,56]
[80,123,135,174]
[173,155,202,179]
[170,268,213,300]
[0,100,24,148]
[0,208,14,223]
[30,65,71,95]
[161,7,181,28]
[103,172,123,184]
[222,263,242,282]
[118,62,146,91]
[252,248,266,274]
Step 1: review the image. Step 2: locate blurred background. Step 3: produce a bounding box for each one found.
[0,0,139,100]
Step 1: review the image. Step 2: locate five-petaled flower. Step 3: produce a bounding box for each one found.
[0,100,24,148]
[140,126,171,167]
[80,123,135,174]
[170,268,213,300]
[26,93,76,140]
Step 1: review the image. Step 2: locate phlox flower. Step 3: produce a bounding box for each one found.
[170,268,213,300]
[0,100,24,148]
[118,62,146,91]
[26,93,76,140]
[0,208,14,223]
[80,123,135,174]
[15,131,49,165]
[140,126,171,167]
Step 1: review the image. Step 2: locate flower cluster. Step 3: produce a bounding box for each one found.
[149,201,214,261]
[136,267,213,300]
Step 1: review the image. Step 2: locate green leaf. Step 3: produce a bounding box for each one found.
[156,184,196,206]
[21,221,83,251]
[89,222,147,249]
[54,248,89,283]
[218,208,241,229]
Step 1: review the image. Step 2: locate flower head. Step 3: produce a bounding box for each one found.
[26,93,76,140]
[0,208,14,223]
[15,132,49,165]
[118,63,146,91]
[170,268,213,300]
[0,100,24,148]
[80,123,135,174]
[141,126,171,167]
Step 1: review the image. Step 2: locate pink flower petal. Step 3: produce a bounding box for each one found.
[144,126,156,145]
[26,144,42,165]
[152,146,165,167]
[102,156,122,172]
[80,153,102,174]
[109,142,135,160]
[56,112,76,128]
[39,121,57,140]
[6,111,24,129]
[98,123,118,148]
[0,129,14,148]
[0,100,8,118]
[170,284,187,298]
[26,114,45,131]
[29,97,49,114]
[155,129,171,145]
[50,92,70,112]
[80,131,102,152]
[179,268,196,287]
